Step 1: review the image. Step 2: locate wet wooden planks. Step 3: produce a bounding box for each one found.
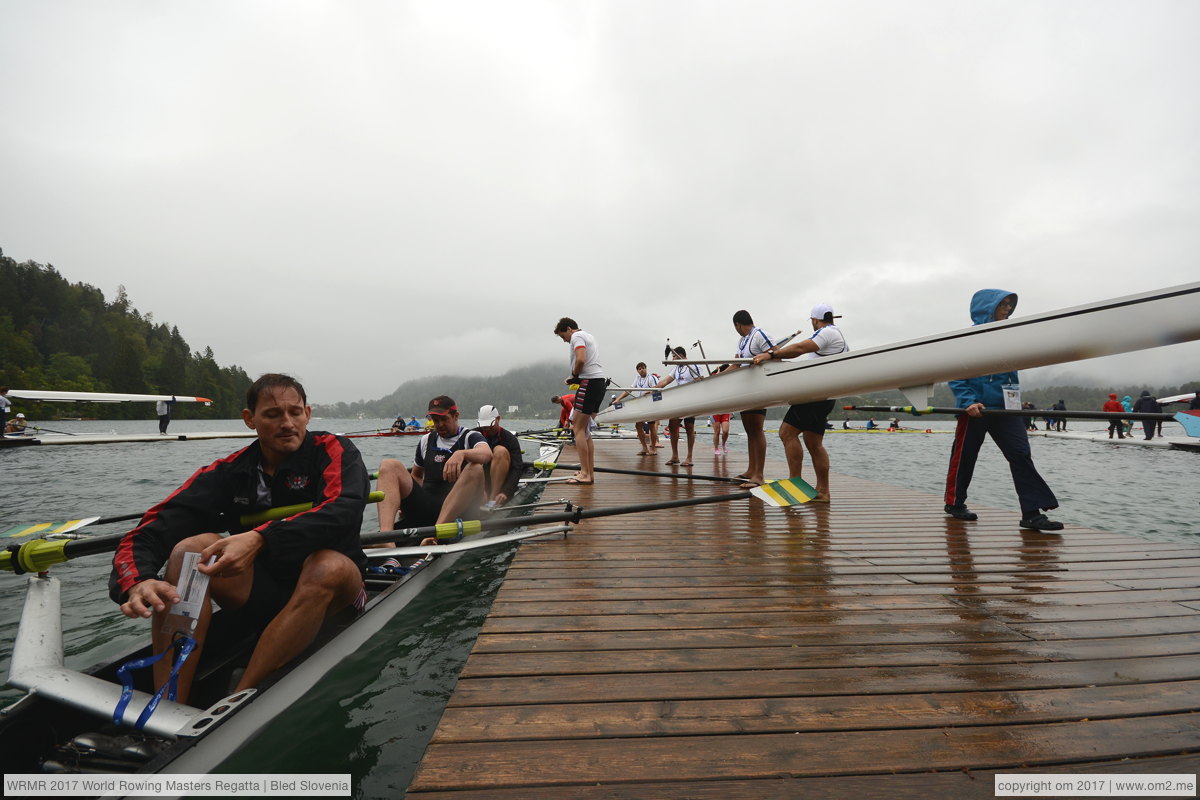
[408,443,1200,796]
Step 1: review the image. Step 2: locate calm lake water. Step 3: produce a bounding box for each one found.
[1,414,1196,796]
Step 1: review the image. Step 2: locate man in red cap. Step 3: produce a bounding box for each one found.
[373,395,492,544]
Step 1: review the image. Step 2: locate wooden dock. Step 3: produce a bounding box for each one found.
[408,442,1200,798]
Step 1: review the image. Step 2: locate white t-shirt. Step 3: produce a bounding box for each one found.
[569,330,604,379]
[736,327,774,358]
[672,364,702,386]
[805,325,848,359]
[631,373,656,395]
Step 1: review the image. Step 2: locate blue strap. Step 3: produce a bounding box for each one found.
[113,634,196,729]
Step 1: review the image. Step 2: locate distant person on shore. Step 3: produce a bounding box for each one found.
[750,303,848,503]
[553,317,607,485]
[374,396,491,546]
[1053,399,1067,431]
[0,387,10,433]
[654,345,703,467]
[1132,390,1161,440]
[110,373,369,702]
[473,404,524,507]
[1021,401,1038,431]
[156,395,177,435]
[4,412,28,434]
[942,290,1062,531]
[717,310,774,488]
[711,413,731,455]
[1102,393,1126,439]
[1121,395,1134,436]
[551,393,575,433]
[610,362,660,455]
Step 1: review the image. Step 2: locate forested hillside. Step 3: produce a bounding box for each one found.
[0,249,250,418]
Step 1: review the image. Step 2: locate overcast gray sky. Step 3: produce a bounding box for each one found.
[2,0,1198,404]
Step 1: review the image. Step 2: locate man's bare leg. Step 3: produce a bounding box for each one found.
[437,463,486,524]
[667,419,682,462]
[234,550,362,692]
[636,421,650,454]
[779,421,806,481]
[802,430,831,500]
[740,412,766,485]
[572,413,594,482]
[682,421,696,465]
[486,447,510,501]
[373,458,414,546]
[151,533,245,704]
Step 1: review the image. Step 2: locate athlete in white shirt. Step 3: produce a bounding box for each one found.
[751,303,849,502]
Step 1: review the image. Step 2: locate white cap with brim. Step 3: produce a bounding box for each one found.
[16,413,25,418]
[810,303,836,320]
[477,404,500,426]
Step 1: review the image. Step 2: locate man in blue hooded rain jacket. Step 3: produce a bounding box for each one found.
[943,289,1063,531]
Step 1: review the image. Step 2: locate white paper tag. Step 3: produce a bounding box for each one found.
[172,551,213,621]
[1002,383,1022,411]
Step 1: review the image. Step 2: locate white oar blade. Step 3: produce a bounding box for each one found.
[751,478,819,507]
[367,525,569,558]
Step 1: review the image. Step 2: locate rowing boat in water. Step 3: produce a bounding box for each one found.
[0,442,563,786]
[0,431,258,449]
[599,282,1200,425]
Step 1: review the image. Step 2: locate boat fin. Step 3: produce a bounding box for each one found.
[899,384,933,408]
[1174,411,1200,438]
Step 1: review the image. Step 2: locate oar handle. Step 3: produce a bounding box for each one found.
[1,492,386,574]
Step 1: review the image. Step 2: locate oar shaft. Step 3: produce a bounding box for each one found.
[846,405,1177,422]
[533,461,740,483]
[2,492,385,574]
[359,490,753,548]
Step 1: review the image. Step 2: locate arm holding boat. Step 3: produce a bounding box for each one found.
[750,337,818,365]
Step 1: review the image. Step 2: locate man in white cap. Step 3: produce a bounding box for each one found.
[5,411,28,434]
[473,404,525,506]
[751,303,849,502]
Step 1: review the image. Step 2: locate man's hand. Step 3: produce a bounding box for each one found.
[965,402,986,418]
[198,531,264,578]
[121,579,180,619]
[492,492,510,505]
[442,451,465,482]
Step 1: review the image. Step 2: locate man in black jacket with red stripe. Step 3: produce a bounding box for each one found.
[110,373,368,702]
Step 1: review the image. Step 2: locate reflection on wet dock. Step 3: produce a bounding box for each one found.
[409,443,1200,798]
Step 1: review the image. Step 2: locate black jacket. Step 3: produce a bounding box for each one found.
[111,431,368,602]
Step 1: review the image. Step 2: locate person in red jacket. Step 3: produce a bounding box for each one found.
[110,373,368,702]
[1102,393,1126,439]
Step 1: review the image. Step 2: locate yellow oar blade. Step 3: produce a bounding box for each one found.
[2,518,102,539]
[751,477,818,506]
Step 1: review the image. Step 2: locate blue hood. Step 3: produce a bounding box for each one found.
[969,289,1018,326]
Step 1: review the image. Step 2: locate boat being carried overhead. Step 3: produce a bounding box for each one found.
[0,442,565,787]
[7,390,214,405]
[599,282,1200,425]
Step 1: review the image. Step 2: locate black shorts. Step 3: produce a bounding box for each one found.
[399,481,447,529]
[782,399,836,434]
[740,409,767,416]
[574,377,609,415]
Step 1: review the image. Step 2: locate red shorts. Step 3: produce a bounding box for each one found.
[712,414,731,423]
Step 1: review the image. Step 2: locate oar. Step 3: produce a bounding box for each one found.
[1,492,386,574]
[512,426,566,438]
[532,461,742,483]
[30,426,79,436]
[358,476,820,548]
[4,478,384,540]
[846,405,1178,422]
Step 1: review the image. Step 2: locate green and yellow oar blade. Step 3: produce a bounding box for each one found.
[751,477,819,506]
[3,518,102,539]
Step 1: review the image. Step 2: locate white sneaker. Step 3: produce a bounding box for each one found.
[714,448,721,455]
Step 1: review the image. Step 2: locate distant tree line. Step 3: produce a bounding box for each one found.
[0,249,251,419]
